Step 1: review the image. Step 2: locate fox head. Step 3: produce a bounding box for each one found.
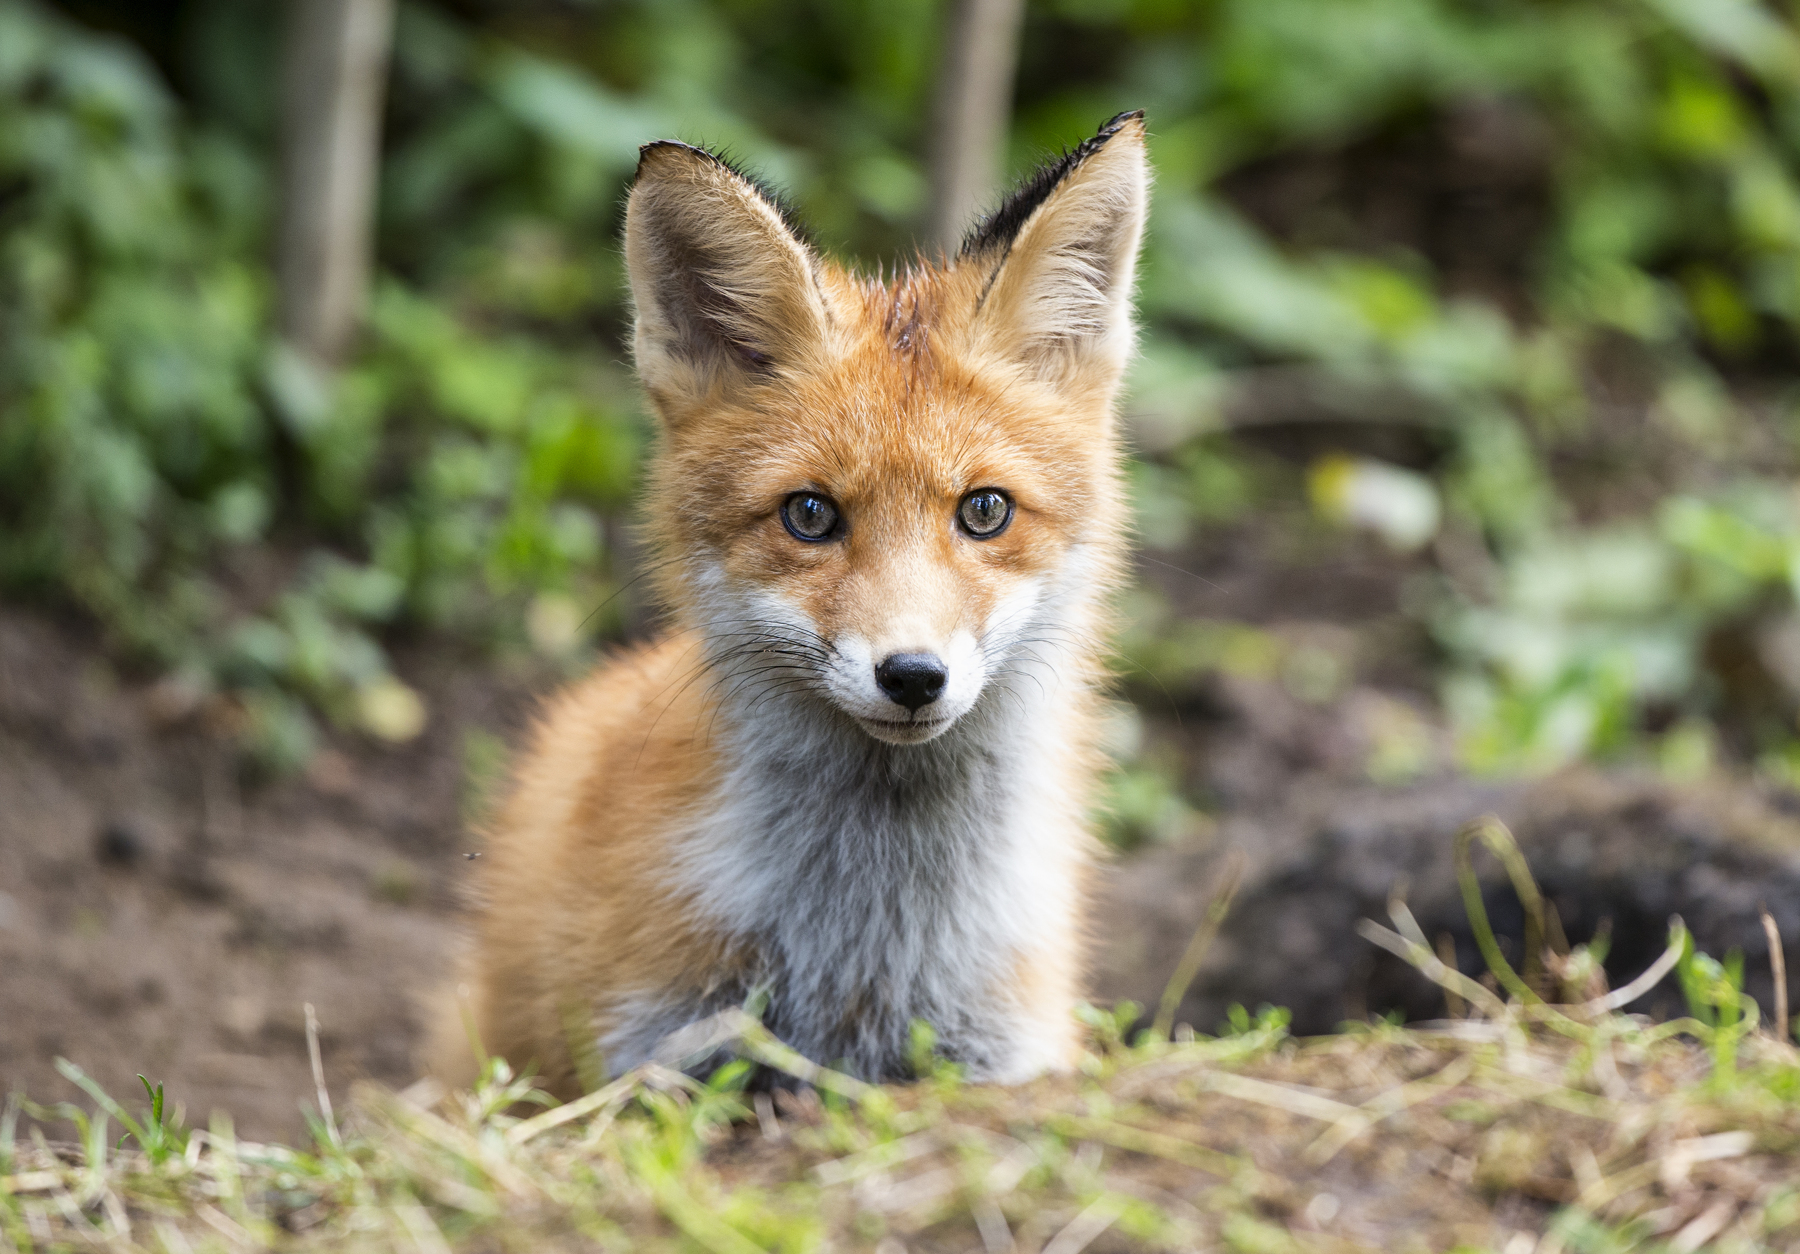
[625,113,1147,747]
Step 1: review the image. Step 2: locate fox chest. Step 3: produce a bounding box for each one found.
[646,728,1077,1079]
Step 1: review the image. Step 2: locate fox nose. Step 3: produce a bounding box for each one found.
[874,653,948,712]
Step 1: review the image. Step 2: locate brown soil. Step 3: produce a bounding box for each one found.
[0,604,550,1141]
[1097,766,1800,1039]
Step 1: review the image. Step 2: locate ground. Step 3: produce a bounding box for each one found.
[7,996,1800,1251]
[0,603,526,1142]
[9,566,1800,1153]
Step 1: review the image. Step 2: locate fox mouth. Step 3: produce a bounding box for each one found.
[855,712,955,745]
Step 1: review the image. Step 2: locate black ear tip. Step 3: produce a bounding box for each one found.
[957,111,1148,259]
[634,140,712,184]
[1097,110,1146,138]
[628,141,811,245]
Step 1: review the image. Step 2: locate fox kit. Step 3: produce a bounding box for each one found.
[445,112,1148,1091]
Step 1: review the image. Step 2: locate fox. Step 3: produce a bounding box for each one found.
[436,111,1149,1092]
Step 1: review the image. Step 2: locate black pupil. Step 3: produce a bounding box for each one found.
[790,495,833,536]
[965,493,1005,533]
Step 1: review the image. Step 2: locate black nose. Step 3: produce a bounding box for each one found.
[874,653,948,712]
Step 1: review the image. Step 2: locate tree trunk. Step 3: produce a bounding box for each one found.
[277,0,396,368]
[926,0,1027,258]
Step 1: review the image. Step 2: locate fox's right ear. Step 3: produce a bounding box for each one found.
[625,143,828,415]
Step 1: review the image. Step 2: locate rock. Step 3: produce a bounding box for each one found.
[94,817,147,867]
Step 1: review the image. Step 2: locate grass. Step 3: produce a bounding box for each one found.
[6,820,1800,1253]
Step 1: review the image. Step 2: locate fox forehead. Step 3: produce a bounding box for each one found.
[663,290,1106,534]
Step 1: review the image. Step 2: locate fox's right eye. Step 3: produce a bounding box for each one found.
[781,492,842,541]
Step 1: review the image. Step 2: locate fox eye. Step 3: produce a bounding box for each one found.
[957,489,1013,539]
[782,492,842,541]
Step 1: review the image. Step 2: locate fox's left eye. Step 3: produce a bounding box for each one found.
[957,489,1013,539]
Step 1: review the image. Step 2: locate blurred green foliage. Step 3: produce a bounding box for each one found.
[8,0,1800,782]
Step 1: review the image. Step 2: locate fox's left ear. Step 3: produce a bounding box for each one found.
[962,111,1149,395]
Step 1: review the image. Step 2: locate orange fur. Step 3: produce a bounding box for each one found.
[433,113,1149,1092]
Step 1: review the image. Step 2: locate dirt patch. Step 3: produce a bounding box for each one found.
[0,604,552,1141]
[1095,767,1800,1036]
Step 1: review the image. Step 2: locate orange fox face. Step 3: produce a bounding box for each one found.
[629,114,1147,745]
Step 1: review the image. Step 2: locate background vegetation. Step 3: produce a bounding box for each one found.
[7,0,1800,797]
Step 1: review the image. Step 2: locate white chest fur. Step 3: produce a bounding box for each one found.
[610,654,1086,1081]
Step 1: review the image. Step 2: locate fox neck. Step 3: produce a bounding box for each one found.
[657,566,1105,1080]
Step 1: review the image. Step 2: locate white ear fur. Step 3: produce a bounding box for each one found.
[625,143,829,411]
[967,113,1149,392]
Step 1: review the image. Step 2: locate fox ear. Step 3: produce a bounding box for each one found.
[962,112,1149,394]
[625,143,828,413]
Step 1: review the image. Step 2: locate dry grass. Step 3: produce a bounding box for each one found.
[7,820,1800,1253]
